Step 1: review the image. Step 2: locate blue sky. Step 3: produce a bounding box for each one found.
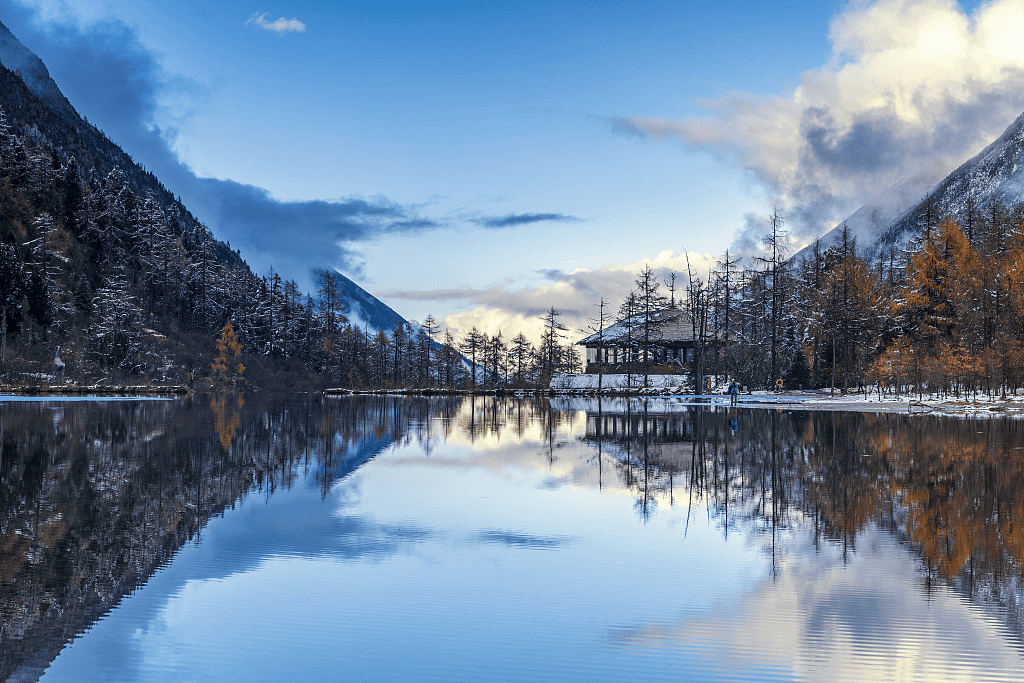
[0,0,1017,339]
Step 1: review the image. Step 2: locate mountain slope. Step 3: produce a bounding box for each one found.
[329,270,410,333]
[791,173,938,263]
[796,112,1024,262]
[0,18,411,338]
[877,112,1024,252]
[0,19,244,267]
[0,19,75,116]
[0,18,422,387]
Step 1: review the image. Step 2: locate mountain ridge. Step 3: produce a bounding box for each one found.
[796,111,1024,262]
[0,18,411,337]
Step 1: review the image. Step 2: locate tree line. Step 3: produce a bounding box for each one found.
[7,90,1024,396]
[0,105,590,389]
[686,202,1024,397]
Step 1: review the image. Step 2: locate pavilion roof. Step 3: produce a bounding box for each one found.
[577,307,700,346]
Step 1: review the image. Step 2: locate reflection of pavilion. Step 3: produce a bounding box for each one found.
[583,406,727,473]
[586,410,694,441]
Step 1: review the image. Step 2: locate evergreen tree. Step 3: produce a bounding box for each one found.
[538,307,567,385]
[0,242,24,368]
[460,327,486,389]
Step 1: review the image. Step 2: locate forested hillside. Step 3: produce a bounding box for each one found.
[694,203,1024,397]
[0,78,582,391]
[0,57,416,390]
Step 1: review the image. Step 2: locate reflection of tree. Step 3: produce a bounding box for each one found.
[9,396,1024,675]
[212,392,244,451]
[0,394,437,679]
[582,404,1024,646]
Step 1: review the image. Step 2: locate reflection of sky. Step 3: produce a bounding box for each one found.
[38,407,1024,682]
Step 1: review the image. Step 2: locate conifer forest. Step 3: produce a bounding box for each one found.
[3,52,1024,396]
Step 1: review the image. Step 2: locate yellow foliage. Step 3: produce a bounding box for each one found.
[211,321,245,387]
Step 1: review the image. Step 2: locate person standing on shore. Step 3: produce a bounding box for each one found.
[729,379,739,407]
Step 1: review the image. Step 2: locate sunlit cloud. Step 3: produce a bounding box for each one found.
[613,0,1024,252]
[376,250,718,343]
[246,12,306,34]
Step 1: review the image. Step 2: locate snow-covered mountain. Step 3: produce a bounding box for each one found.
[790,173,938,263]
[796,112,1024,262]
[325,269,411,334]
[0,18,414,338]
[877,112,1024,252]
[0,18,75,116]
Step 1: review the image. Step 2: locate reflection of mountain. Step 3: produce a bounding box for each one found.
[326,434,392,481]
[0,394,422,682]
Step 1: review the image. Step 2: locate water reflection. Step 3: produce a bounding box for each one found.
[1,395,1023,681]
[583,400,1024,657]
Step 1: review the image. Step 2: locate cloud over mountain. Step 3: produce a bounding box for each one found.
[614,0,1024,252]
[0,1,567,291]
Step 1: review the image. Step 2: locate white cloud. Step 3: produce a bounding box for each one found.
[246,12,306,34]
[616,0,1024,250]
[376,250,719,344]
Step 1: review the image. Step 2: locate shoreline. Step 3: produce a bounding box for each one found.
[3,384,1021,417]
[325,387,1024,416]
[0,384,190,396]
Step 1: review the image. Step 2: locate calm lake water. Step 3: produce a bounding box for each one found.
[2,394,1024,682]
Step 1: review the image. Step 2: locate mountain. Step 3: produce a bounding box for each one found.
[328,269,409,333]
[0,19,75,116]
[0,18,421,388]
[796,112,1024,262]
[790,173,938,263]
[0,18,410,337]
[0,19,246,266]
[876,112,1024,252]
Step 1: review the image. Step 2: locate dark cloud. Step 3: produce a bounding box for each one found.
[607,116,651,138]
[538,268,567,281]
[188,176,439,281]
[472,212,580,229]
[0,2,562,291]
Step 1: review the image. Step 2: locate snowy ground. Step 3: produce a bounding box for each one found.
[549,374,1024,417]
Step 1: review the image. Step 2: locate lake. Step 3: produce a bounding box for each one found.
[1,394,1023,682]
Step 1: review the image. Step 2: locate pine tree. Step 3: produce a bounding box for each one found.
[418,314,440,388]
[633,266,668,387]
[0,242,24,368]
[460,327,486,389]
[509,332,532,387]
[538,307,567,385]
[88,268,144,372]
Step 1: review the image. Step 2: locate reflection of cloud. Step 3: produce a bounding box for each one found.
[473,530,574,549]
[610,525,1024,679]
[379,399,642,497]
[246,12,306,34]
[614,0,1024,253]
[376,250,718,343]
